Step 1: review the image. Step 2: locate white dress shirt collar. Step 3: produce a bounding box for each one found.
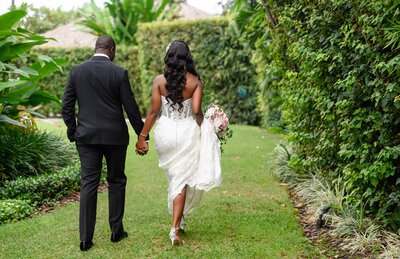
[93,53,110,59]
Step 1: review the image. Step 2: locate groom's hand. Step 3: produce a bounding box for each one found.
[135,148,148,156]
[135,140,149,156]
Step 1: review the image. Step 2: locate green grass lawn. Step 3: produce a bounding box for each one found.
[0,121,319,258]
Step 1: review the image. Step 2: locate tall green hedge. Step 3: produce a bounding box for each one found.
[34,46,140,115]
[256,0,400,230]
[34,19,258,125]
[137,18,258,125]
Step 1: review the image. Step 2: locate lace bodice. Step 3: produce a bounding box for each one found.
[161,96,193,120]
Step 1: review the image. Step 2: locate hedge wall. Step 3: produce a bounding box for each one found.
[34,46,140,115]
[262,0,400,229]
[137,18,259,125]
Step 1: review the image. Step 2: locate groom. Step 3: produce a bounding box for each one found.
[62,35,148,251]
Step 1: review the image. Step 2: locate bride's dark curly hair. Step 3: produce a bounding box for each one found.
[163,40,200,111]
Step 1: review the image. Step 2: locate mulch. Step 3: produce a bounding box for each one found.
[286,185,372,259]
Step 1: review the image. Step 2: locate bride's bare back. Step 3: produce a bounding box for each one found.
[152,72,203,125]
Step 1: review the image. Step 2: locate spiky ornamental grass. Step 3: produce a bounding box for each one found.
[295,177,345,221]
[272,141,400,257]
[272,143,298,186]
[379,231,400,259]
[0,128,76,183]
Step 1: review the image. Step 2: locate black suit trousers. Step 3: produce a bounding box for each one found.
[76,143,128,242]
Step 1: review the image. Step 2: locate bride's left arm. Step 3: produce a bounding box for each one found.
[136,76,162,153]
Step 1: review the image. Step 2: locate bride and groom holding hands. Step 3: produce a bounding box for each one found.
[62,35,222,251]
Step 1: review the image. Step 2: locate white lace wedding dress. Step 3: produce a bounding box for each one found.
[154,96,222,215]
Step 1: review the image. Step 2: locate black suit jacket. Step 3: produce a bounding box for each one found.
[62,56,144,145]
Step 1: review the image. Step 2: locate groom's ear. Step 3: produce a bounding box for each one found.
[109,46,116,60]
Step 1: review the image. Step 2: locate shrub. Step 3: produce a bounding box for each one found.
[33,46,140,116]
[0,199,34,224]
[0,163,106,206]
[0,164,80,205]
[281,0,400,229]
[0,127,76,183]
[244,0,400,230]
[137,18,259,125]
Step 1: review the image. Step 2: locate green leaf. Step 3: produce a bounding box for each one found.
[0,10,27,31]
[22,58,66,81]
[2,82,36,102]
[0,114,25,127]
[4,41,48,59]
[24,90,61,107]
[0,31,24,41]
[0,96,26,104]
[3,63,39,77]
[0,80,28,91]
[24,109,46,118]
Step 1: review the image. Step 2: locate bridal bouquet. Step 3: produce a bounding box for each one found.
[204,104,233,147]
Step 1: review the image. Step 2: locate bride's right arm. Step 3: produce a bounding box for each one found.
[192,80,203,126]
[136,76,162,152]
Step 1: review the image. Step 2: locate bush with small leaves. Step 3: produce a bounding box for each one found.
[0,199,34,224]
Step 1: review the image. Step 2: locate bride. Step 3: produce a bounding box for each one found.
[135,40,221,245]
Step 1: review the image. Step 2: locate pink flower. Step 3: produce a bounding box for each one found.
[204,103,231,144]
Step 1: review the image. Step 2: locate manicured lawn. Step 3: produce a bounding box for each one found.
[0,121,319,258]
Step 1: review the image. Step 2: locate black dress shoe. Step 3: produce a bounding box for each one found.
[111,231,128,243]
[80,241,93,251]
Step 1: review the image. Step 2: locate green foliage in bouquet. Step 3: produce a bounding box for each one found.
[204,103,233,151]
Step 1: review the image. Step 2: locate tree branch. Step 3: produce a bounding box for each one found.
[260,0,277,27]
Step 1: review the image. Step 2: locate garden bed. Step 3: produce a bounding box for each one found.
[288,187,371,259]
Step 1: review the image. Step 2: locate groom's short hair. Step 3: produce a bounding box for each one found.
[95,35,116,50]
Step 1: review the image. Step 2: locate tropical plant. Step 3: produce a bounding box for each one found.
[0,7,65,128]
[79,0,172,45]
